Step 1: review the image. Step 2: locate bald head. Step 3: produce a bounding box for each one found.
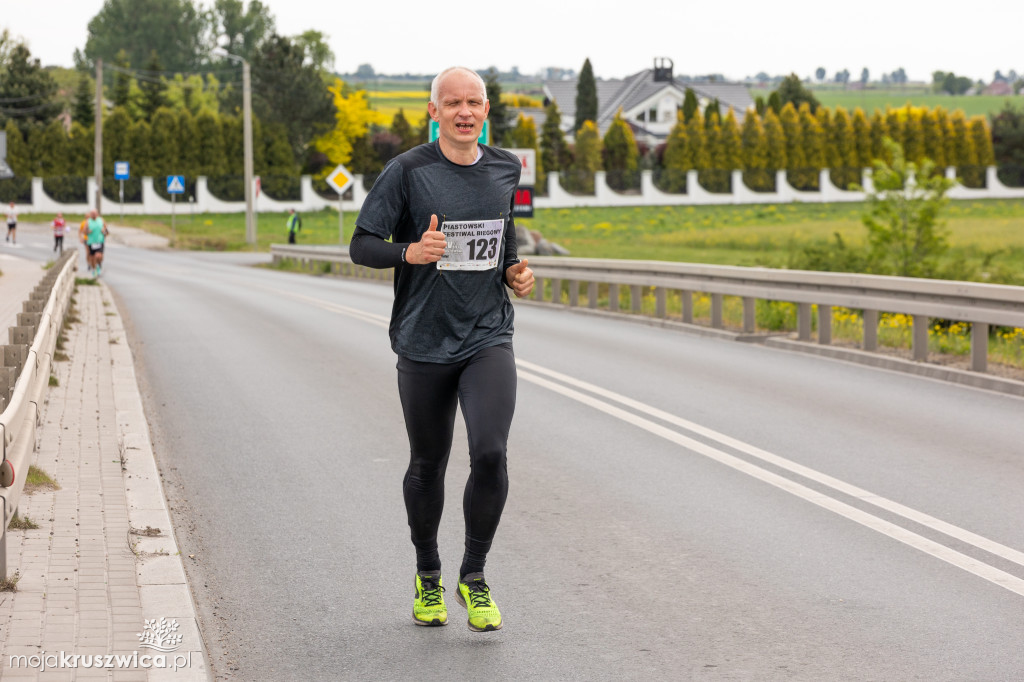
[430,67,487,108]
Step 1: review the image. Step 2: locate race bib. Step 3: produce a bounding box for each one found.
[437,219,505,271]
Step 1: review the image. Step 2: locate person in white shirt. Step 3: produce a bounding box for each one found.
[5,202,16,244]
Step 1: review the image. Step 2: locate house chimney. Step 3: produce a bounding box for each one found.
[653,57,673,82]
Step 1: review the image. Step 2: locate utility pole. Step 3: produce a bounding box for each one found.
[94,59,103,213]
[242,59,255,246]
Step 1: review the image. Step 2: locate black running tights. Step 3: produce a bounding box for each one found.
[397,343,515,578]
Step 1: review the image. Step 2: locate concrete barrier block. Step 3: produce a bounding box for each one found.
[22,300,44,314]
[2,346,27,372]
[16,313,41,329]
[7,327,33,346]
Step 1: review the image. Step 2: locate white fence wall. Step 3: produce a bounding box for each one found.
[11,166,1024,215]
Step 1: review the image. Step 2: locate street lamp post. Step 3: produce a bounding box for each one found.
[216,49,256,247]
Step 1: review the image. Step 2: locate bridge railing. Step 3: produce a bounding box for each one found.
[0,251,77,575]
[269,244,1024,396]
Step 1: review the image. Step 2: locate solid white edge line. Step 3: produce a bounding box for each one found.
[517,358,1024,570]
[518,369,1024,598]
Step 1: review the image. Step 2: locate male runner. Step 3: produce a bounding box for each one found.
[85,211,109,277]
[350,66,534,633]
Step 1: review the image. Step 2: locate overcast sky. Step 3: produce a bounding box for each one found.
[4,0,1022,83]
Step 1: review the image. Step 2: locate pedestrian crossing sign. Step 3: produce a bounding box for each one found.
[167,175,185,194]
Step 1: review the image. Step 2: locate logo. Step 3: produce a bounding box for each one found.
[136,618,183,652]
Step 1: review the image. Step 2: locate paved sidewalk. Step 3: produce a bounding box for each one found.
[0,277,209,680]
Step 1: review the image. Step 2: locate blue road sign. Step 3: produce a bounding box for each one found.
[115,161,130,180]
[167,175,186,194]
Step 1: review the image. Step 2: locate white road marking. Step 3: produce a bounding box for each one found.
[517,366,1024,598]
[517,359,1024,572]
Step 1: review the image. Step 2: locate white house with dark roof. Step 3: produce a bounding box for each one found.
[541,58,755,143]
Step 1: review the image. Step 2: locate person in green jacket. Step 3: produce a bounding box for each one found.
[286,209,302,244]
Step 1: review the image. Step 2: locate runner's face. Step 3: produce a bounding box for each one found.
[429,71,489,150]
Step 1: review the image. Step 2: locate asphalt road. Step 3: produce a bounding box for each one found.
[11,226,1024,681]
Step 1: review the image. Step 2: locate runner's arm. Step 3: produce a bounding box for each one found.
[350,226,407,268]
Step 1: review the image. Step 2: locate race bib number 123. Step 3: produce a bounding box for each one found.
[437,219,505,271]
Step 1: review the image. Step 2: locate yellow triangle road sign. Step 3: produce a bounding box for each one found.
[326,164,354,194]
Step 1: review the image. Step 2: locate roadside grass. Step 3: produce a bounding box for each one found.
[24,465,59,494]
[0,571,20,592]
[8,513,39,530]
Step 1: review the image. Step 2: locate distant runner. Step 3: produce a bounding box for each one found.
[5,201,16,245]
[52,212,67,254]
[85,212,109,277]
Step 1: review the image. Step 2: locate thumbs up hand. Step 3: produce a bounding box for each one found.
[406,214,446,264]
[505,258,534,298]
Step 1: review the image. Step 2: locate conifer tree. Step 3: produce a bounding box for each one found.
[851,107,873,172]
[968,115,994,187]
[701,114,724,192]
[703,99,721,127]
[36,119,69,177]
[869,110,888,163]
[220,114,242,177]
[568,119,601,193]
[762,108,787,184]
[574,58,598,132]
[830,107,857,188]
[767,91,782,114]
[933,107,956,174]
[390,109,416,153]
[195,109,226,177]
[778,103,805,190]
[883,107,902,161]
[740,110,769,191]
[718,109,743,172]
[2,120,29,176]
[483,70,508,145]
[919,108,946,169]
[799,103,825,190]
[681,89,699,123]
[901,106,924,164]
[73,74,94,127]
[948,110,977,187]
[816,106,838,179]
[661,113,691,192]
[68,122,93,177]
[128,119,152,177]
[176,109,199,179]
[540,101,570,179]
[602,110,639,190]
[149,107,179,176]
[686,112,710,185]
[112,49,132,110]
[139,50,167,120]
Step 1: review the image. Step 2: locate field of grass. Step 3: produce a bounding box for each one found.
[750,87,1022,117]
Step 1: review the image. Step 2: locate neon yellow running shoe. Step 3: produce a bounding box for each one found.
[455,573,502,632]
[412,572,448,626]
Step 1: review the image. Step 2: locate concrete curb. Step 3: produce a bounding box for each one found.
[104,282,212,681]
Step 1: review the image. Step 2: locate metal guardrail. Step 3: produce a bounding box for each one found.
[270,244,1024,394]
[0,251,76,575]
